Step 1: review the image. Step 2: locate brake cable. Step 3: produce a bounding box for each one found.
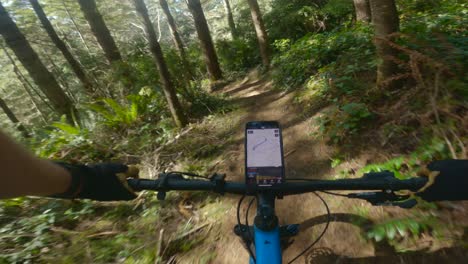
[246,197,256,250]
[237,195,257,263]
[288,192,331,264]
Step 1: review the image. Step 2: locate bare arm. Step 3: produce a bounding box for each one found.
[0,130,71,199]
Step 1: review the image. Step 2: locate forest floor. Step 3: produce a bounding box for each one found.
[146,70,468,264]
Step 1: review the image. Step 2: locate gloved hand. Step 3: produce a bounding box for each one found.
[51,163,139,201]
[416,159,468,202]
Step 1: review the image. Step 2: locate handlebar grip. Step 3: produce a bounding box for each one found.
[127,178,160,191]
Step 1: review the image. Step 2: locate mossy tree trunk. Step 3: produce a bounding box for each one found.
[30,0,94,94]
[159,0,194,81]
[186,0,223,81]
[134,0,187,128]
[246,0,269,69]
[369,0,400,88]
[0,97,30,138]
[353,0,371,22]
[77,0,121,64]
[223,0,237,39]
[0,3,77,124]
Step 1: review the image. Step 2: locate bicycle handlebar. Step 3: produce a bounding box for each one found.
[127,171,428,196]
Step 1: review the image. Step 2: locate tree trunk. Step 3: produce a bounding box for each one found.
[369,0,400,88]
[44,51,78,103]
[159,0,194,80]
[353,0,371,22]
[1,44,48,123]
[62,0,91,53]
[0,3,77,124]
[77,0,121,64]
[0,97,31,138]
[30,0,94,94]
[186,0,222,81]
[134,0,187,128]
[223,0,237,39]
[246,0,269,69]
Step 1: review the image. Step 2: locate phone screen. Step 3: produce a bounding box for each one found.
[246,126,284,186]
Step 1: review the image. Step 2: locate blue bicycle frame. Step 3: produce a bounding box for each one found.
[252,225,281,263]
[237,192,298,264]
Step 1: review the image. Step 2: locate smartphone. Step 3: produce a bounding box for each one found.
[245,121,285,187]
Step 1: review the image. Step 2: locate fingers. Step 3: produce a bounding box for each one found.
[126,165,140,178]
[116,165,140,194]
[416,166,440,193]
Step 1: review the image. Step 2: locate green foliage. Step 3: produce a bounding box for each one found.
[216,38,260,73]
[264,0,322,41]
[264,0,354,41]
[357,137,453,179]
[184,83,235,119]
[163,47,193,89]
[272,25,374,89]
[88,98,139,129]
[31,120,95,160]
[317,102,374,144]
[126,45,161,92]
[367,215,441,245]
[0,199,95,263]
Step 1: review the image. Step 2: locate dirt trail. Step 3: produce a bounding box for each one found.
[174,72,373,263]
[176,72,467,263]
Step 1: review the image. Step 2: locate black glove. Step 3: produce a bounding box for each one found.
[416,159,468,202]
[51,163,138,201]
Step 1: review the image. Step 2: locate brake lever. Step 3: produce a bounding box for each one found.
[156,173,185,200]
[348,191,417,209]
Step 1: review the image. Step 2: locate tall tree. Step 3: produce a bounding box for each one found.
[353,0,371,22]
[223,0,237,39]
[159,0,193,80]
[62,0,91,53]
[0,96,30,138]
[29,0,94,94]
[186,0,222,81]
[134,0,187,128]
[0,3,77,124]
[369,0,400,87]
[246,0,269,69]
[77,0,121,64]
[1,44,48,123]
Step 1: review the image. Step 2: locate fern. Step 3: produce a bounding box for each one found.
[367,215,439,242]
[51,122,81,135]
[88,98,140,128]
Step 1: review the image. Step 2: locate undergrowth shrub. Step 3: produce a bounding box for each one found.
[183,81,235,119]
[307,1,466,156]
[216,38,260,73]
[366,214,441,246]
[272,25,374,89]
[317,102,374,144]
[264,0,354,41]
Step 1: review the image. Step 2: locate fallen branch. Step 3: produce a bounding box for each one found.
[50,226,80,235]
[169,222,211,243]
[86,231,119,238]
[155,127,194,153]
[284,149,297,158]
[154,229,164,264]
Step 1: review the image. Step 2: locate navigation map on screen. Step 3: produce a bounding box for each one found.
[246,128,283,186]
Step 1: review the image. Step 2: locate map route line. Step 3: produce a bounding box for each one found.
[252,137,267,151]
